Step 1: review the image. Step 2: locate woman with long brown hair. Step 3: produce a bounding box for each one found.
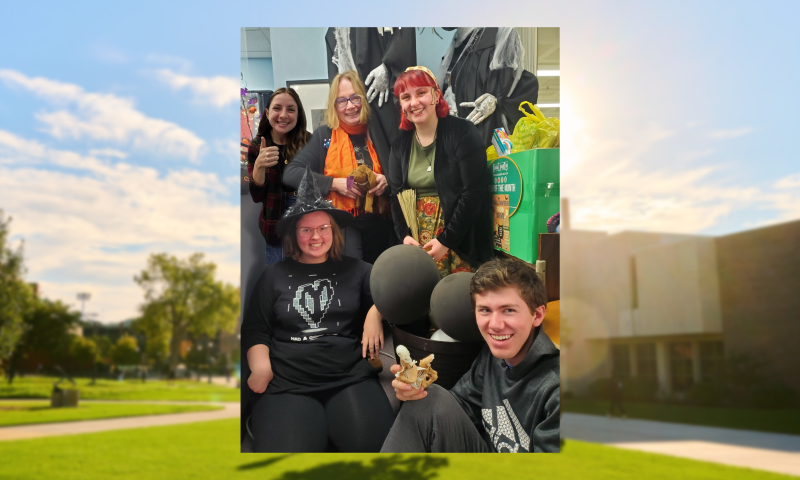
[247,87,311,264]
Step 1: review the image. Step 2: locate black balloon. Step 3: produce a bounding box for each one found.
[370,245,440,325]
[430,272,483,342]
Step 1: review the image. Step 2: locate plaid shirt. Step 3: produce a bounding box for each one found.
[247,135,294,246]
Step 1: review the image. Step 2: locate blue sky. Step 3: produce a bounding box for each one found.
[1,1,799,322]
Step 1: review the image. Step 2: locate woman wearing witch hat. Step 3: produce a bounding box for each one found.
[241,166,394,452]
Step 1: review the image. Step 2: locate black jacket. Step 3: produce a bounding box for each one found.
[386,115,494,267]
[450,326,561,452]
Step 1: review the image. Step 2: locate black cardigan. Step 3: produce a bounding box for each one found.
[386,115,494,267]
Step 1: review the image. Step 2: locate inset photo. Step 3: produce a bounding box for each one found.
[239,27,560,453]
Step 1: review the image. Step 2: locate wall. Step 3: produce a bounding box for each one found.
[634,237,722,337]
[270,28,328,89]
[416,28,455,83]
[240,57,274,91]
[716,219,800,396]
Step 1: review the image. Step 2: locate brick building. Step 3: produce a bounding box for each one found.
[560,219,800,399]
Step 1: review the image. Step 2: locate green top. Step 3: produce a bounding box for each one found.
[408,135,438,197]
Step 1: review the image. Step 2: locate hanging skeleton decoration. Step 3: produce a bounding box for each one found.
[439,27,539,148]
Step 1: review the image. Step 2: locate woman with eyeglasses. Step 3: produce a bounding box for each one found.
[283,71,395,264]
[242,168,395,452]
[386,66,494,278]
[247,87,311,264]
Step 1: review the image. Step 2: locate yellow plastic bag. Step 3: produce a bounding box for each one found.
[511,101,539,151]
[486,144,498,161]
[520,102,560,149]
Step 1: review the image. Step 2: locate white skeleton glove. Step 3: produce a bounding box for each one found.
[365,63,390,107]
[461,93,497,125]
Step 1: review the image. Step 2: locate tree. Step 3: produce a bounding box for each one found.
[109,334,140,366]
[0,210,34,371]
[134,253,239,373]
[69,336,98,372]
[132,316,169,369]
[6,298,81,383]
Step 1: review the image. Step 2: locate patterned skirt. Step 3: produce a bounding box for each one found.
[416,196,475,279]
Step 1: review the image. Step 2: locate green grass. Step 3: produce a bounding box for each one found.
[0,419,793,479]
[0,376,239,402]
[564,398,800,435]
[0,401,222,427]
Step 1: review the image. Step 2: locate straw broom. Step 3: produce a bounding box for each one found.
[397,189,419,242]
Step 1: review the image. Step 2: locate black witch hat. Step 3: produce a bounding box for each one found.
[276,166,355,237]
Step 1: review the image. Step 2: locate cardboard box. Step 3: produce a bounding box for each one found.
[489,149,560,263]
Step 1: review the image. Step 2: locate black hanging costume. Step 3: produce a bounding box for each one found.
[441,27,540,148]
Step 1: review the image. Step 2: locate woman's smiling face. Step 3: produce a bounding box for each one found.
[398,86,437,126]
[335,78,362,127]
[267,92,298,137]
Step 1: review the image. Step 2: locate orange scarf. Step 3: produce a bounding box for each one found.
[324,125,383,216]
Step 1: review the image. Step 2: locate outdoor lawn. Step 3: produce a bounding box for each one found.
[0,419,794,480]
[564,398,800,435]
[0,376,240,402]
[0,401,222,428]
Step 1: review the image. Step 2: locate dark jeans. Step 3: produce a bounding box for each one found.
[250,378,394,453]
[381,384,491,453]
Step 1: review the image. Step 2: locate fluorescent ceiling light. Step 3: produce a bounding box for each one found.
[537,70,560,77]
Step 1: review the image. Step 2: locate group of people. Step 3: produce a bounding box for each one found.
[247,65,493,272]
[241,64,558,453]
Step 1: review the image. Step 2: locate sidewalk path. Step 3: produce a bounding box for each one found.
[0,401,239,442]
[563,413,800,477]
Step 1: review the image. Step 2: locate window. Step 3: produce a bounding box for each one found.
[636,343,657,379]
[699,341,724,383]
[612,344,631,379]
[669,342,694,392]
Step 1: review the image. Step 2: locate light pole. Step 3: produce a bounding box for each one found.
[208,341,214,384]
[76,292,91,319]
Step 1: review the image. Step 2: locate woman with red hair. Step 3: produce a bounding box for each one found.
[386,66,493,277]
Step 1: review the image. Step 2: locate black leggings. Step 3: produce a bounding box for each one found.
[250,378,395,452]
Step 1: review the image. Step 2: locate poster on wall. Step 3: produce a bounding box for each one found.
[493,194,510,251]
[286,80,331,132]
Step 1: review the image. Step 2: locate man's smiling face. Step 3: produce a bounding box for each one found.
[475,286,546,366]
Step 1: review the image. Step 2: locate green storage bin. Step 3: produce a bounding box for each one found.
[489,149,560,263]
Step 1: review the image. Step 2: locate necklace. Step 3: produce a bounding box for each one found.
[415,130,436,172]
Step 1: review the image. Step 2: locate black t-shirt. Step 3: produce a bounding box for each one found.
[241,256,376,394]
[348,134,374,169]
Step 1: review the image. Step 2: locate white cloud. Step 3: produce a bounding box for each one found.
[0,69,206,162]
[154,69,239,107]
[774,173,800,190]
[88,148,128,159]
[144,54,193,71]
[563,118,761,234]
[0,130,238,323]
[708,127,754,139]
[90,45,129,64]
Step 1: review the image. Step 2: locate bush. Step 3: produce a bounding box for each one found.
[688,381,730,407]
[587,378,610,399]
[625,377,659,402]
[750,383,797,409]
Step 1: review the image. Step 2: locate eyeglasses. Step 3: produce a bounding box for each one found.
[297,225,332,238]
[335,94,362,109]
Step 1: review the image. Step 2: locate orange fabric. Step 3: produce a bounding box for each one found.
[339,122,368,135]
[542,300,560,349]
[324,126,382,216]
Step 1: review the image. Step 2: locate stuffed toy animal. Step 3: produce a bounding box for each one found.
[349,164,389,214]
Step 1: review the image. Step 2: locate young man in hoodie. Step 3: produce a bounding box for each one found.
[381,258,560,453]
